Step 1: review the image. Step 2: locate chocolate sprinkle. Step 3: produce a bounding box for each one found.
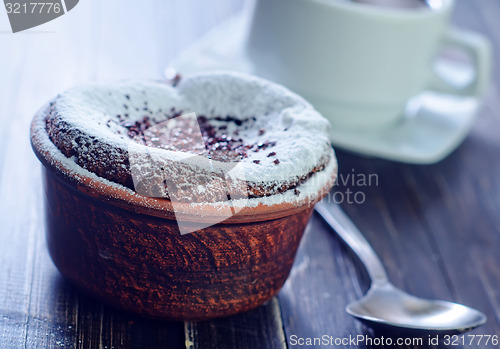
[113,110,279,163]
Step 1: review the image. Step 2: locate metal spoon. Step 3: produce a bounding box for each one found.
[315,202,487,335]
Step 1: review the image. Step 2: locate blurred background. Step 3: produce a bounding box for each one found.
[0,0,245,81]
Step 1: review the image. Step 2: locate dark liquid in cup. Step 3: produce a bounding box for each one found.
[353,0,440,10]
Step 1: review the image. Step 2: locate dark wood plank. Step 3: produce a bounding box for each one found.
[185,298,286,349]
[278,215,373,349]
[0,79,44,349]
[278,162,455,349]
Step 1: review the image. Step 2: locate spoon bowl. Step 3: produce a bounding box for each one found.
[347,283,486,335]
[315,202,487,335]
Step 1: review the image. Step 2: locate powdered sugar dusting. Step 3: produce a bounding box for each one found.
[178,72,331,183]
[39,72,335,206]
[33,110,337,217]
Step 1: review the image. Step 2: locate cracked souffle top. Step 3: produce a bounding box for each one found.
[42,72,336,203]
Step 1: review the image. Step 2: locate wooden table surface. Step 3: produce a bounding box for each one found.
[1,0,500,348]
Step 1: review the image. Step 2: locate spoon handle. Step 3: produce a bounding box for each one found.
[315,202,389,285]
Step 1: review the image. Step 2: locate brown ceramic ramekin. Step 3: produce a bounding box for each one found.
[31,107,337,320]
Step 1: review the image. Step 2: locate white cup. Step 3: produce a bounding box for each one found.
[245,0,492,129]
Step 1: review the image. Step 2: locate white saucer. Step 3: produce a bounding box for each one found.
[172,12,481,164]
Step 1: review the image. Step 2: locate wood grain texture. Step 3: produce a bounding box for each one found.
[185,298,287,349]
[2,0,500,348]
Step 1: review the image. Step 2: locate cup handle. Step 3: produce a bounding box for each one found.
[428,27,492,97]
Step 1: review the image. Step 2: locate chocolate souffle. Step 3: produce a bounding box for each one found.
[43,72,335,204]
[31,72,337,319]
